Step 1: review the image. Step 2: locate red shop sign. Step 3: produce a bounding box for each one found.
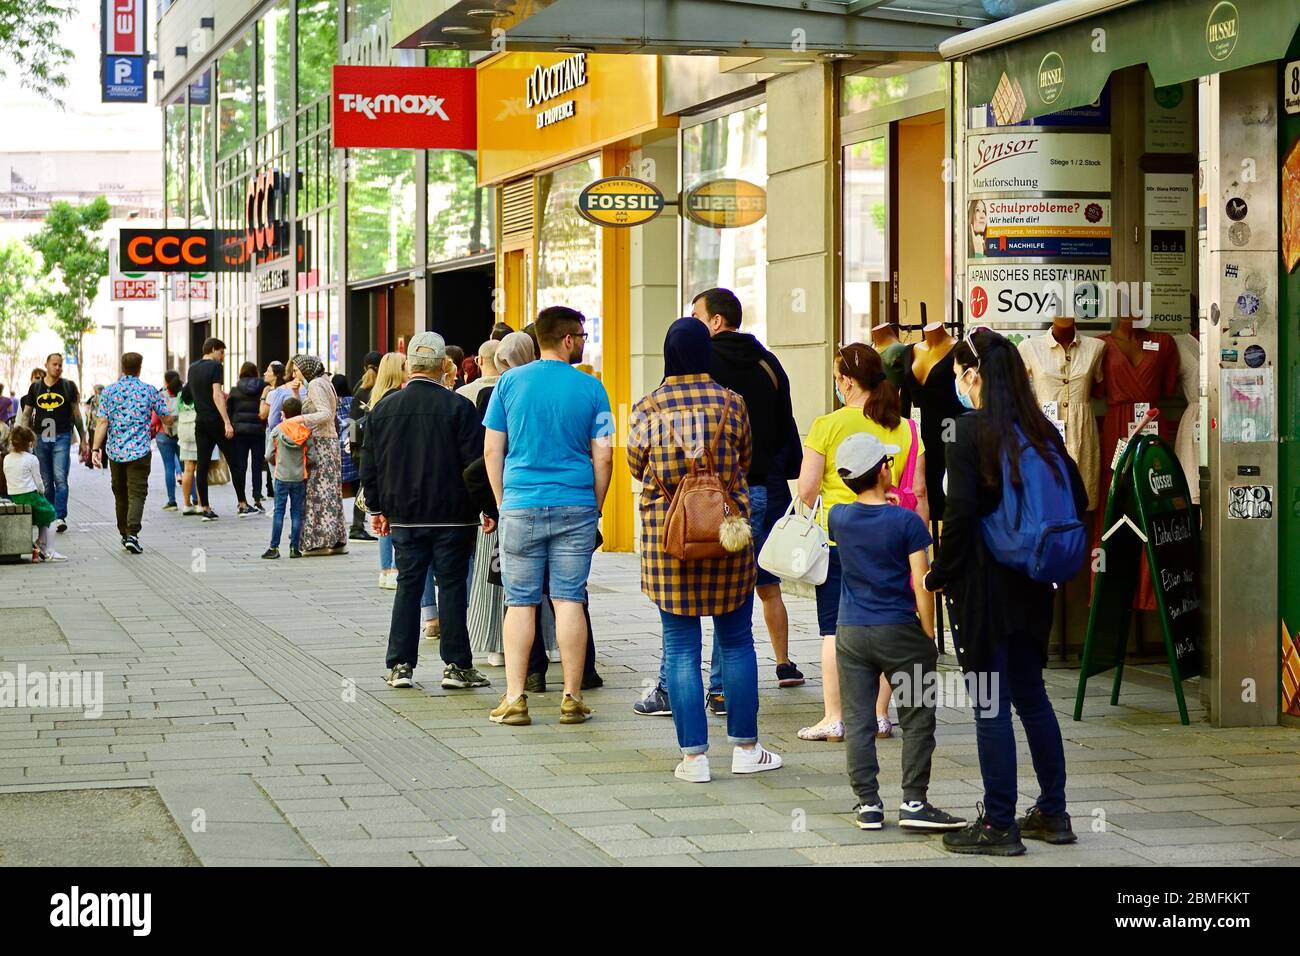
[331,66,477,150]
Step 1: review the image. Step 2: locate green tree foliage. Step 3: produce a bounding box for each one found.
[26,197,111,387]
[0,0,75,103]
[0,240,44,388]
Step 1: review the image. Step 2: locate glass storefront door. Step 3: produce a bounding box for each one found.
[841,126,890,347]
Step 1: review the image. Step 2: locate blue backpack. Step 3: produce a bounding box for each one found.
[981,426,1087,585]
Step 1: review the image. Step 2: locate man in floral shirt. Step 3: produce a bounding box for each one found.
[92,353,173,554]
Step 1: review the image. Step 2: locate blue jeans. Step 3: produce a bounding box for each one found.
[379,534,395,571]
[269,480,305,550]
[970,631,1068,828]
[156,434,181,505]
[34,431,71,519]
[386,525,474,671]
[499,505,598,606]
[653,487,775,698]
[660,594,759,755]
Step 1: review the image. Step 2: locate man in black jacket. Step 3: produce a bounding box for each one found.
[691,289,805,694]
[362,331,491,692]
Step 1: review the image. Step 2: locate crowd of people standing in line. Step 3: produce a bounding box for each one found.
[2,291,1088,856]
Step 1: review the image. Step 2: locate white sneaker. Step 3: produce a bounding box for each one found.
[486,652,505,667]
[732,742,783,775]
[39,550,67,562]
[674,755,711,783]
[377,572,398,590]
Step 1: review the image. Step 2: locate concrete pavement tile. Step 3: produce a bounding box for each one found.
[689,849,814,867]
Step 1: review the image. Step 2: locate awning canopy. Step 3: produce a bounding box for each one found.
[944,0,1300,123]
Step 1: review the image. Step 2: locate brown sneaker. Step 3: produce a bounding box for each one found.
[559,693,592,725]
[490,693,530,726]
[423,618,440,640]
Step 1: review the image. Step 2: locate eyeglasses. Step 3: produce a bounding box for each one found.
[568,331,589,341]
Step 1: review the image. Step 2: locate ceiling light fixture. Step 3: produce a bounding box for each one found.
[555,45,594,53]
[465,7,503,18]
[418,39,459,48]
[820,51,855,60]
[687,48,728,55]
[441,25,485,35]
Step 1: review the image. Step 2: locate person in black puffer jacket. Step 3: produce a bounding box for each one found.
[226,361,268,516]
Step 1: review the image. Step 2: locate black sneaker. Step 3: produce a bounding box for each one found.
[524,672,546,694]
[123,535,143,554]
[899,800,967,831]
[56,520,67,533]
[290,547,303,559]
[201,510,220,522]
[237,504,256,517]
[706,692,726,716]
[162,502,178,512]
[942,805,1026,856]
[776,661,805,687]
[252,500,266,514]
[261,548,280,560]
[349,527,377,541]
[386,664,414,688]
[632,684,671,716]
[442,665,491,689]
[1017,805,1078,844]
[854,803,885,831]
[581,672,603,690]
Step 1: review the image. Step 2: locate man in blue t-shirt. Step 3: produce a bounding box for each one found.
[483,306,613,728]
[827,432,965,835]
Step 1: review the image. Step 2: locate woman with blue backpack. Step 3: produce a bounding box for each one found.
[926,327,1088,857]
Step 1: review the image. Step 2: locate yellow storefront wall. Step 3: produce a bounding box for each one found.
[477,53,673,553]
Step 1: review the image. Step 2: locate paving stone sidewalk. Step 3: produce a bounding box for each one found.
[1,467,1297,866]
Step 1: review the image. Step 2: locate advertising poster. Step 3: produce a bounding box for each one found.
[967,131,1110,193]
[968,198,1110,259]
[1144,77,1195,154]
[1144,174,1194,330]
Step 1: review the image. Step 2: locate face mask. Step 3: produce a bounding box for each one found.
[955,370,976,410]
[834,382,846,404]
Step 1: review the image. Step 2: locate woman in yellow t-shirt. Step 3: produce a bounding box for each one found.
[794,343,928,742]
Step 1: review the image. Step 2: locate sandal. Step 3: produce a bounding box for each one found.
[797,720,844,742]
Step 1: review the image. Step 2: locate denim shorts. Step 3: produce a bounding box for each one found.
[499,505,599,606]
[750,483,791,588]
[813,546,843,635]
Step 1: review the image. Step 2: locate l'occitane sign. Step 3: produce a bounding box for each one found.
[477,52,666,186]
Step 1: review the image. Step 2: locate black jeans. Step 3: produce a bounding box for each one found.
[385,525,475,672]
[194,419,236,510]
[527,585,598,679]
[229,432,266,503]
[836,622,939,808]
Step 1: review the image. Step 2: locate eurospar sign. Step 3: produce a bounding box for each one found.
[332,66,476,149]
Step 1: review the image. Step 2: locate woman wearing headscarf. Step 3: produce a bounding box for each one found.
[627,318,781,783]
[286,354,348,556]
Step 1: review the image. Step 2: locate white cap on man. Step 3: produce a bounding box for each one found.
[407,331,446,372]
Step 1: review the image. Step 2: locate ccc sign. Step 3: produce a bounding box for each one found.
[245,168,290,260]
[119,229,246,273]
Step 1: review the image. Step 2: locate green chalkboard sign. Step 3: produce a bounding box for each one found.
[1075,432,1202,725]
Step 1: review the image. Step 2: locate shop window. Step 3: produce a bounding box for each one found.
[165,93,186,225]
[188,70,214,226]
[682,104,768,343]
[428,151,494,264]
[347,149,417,281]
[257,1,293,137]
[217,30,254,161]
[297,0,337,108]
[840,62,947,119]
[536,157,603,374]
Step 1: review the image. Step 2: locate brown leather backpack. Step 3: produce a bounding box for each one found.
[643,390,746,561]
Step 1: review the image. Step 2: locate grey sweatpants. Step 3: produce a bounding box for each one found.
[836,622,939,807]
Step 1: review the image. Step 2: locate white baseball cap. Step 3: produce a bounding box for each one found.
[836,432,900,480]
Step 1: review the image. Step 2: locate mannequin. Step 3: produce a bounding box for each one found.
[901,320,964,521]
[871,321,907,397]
[1017,314,1105,511]
[1097,315,1178,610]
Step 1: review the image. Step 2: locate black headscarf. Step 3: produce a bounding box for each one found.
[663,317,711,379]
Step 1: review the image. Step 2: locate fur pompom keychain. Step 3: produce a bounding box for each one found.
[719,510,753,554]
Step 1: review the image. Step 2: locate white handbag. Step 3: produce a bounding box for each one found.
[757,495,830,586]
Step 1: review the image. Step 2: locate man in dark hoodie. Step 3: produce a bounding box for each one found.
[633,287,805,719]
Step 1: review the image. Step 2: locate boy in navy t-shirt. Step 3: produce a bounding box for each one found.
[828,432,966,834]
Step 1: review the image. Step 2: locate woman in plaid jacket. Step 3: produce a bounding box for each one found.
[627,318,783,784]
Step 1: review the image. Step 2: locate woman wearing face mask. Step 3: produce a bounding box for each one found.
[925,328,1087,856]
[795,343,927,743]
